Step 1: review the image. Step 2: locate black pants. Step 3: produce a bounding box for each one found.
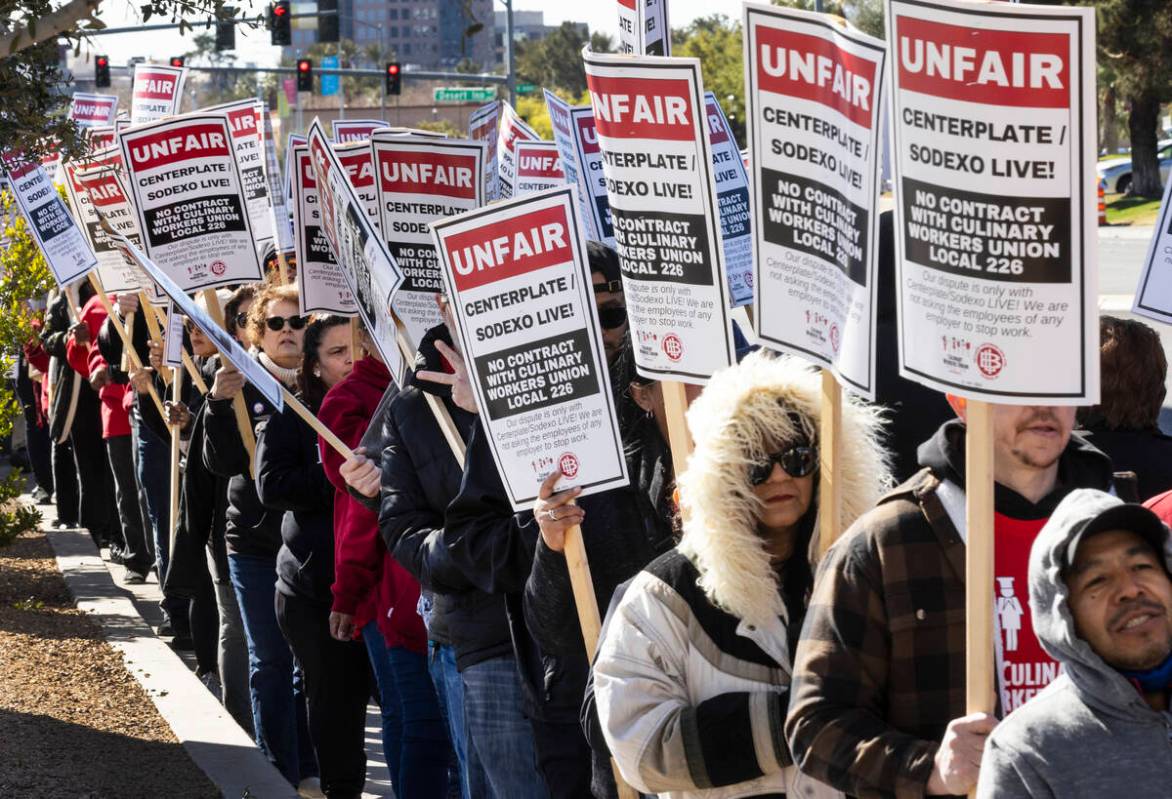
[190,567,220,677]
[22,402,53,495]
[106,434,152,574]
[71,396,117,544]
[275,590,370,799]
[52,438,78,525]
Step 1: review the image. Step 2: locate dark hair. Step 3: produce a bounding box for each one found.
[299,315,350,411]
[224,284,259,339]
[1080,316,1167,430]
[587,240,622,285]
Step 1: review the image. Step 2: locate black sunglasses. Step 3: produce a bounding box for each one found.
[593,279,622,295]
[597,306,627,330]
[749,445,818,485]
[265,314,308,332]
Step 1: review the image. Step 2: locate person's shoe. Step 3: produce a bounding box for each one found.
[123,570,148,585]
[56,519,77,529]
[31,487,52,505]
[156,619,175,637]
[198,670,222,702]
[297,777,325,799]
[106,544,126,565]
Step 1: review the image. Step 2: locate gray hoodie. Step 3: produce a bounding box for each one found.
[976,489,1172,798]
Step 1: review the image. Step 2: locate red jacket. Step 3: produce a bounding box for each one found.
[319,356,426,653]
[65,295,130,439]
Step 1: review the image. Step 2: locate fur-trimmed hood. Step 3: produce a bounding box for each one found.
[676,351,891,628]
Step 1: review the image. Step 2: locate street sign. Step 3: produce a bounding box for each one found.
[433,87,496,103]
[516,83,536,94]
[321,55,339,96]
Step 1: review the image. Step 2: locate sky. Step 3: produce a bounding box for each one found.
[78,0,730,73]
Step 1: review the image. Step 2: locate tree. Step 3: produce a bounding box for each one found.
[673,15,746,146]
[0,0,239,160]
[515,22,612,98]
[1089,0,1172,196]
[770,0,885,38]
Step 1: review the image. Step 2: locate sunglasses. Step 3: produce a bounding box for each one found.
[597,306,627,330]
[749,445,818,485]
[593,279,622,295]
[265,314,308,332]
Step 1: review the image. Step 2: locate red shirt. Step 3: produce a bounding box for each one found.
[65,295,130,439]
[994,511,1061,713]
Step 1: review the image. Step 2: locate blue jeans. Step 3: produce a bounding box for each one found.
[363,622,401,790]
[429,642,487,799]
[388,645,451,798]
[227,551,316,785]
[461,656,548,799]
[132,408,184,621]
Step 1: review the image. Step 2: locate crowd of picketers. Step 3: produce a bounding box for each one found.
[13,211,1172,798]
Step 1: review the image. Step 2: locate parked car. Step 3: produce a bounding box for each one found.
[1098,140,1172,194]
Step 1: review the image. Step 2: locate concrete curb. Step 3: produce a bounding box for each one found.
[45,524,298,799]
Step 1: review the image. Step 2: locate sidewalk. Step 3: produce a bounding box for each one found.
[37,494,392,798]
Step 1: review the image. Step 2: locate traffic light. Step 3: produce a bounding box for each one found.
[170,56,185,68]
[95,54,110,87]
[385,62,401,95]
[318,0,338,43]
[270,0,292,46]
[216,7,236,52]
[296,59,313,92]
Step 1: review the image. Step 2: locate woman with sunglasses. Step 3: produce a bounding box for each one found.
[202,282,319,792]
[256,314,371,798]
[591,351,890,799]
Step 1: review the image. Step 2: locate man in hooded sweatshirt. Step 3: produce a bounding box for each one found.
[786,400,1117,797]
[976,489,1172,797]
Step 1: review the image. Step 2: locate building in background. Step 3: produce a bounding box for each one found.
[287,0,494,69]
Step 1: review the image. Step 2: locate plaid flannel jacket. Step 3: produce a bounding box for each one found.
[785,468,966,799]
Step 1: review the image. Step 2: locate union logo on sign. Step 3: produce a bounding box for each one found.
[558,452,580,479]
[662,333,684,362]
[830,324,841,353]
[976,343,1005,378]
[210,260,227,276]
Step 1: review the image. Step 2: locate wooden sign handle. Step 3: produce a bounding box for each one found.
[965,398,996,793]
[391,312,467,469]
[120,310,135,372]
[818,370,843,557]
[154,306,208,394]
[201,288,257,479]
[87,273,167,420]
[661,380,694,480]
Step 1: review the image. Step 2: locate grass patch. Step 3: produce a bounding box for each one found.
[1105,193,1162,227]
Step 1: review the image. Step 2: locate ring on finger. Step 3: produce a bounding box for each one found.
[547,508,560,521]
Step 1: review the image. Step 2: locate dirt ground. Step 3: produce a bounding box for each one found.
[0,530,219,799]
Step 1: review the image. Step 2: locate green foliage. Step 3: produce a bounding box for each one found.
[515,22,612,98]
[414,119,461,138]
[0,470,43,550]
[672,15,746,148]
[769,0,885,38]
[514,90,590,141]
[0,39,84,163]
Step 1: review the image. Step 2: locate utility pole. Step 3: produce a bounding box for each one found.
[504,0,515,106]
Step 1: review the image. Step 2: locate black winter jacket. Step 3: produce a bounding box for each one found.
[97,300,170,441]
[203,374,284,559]
[41,292,99,444]
[377,324,503,667]
[257,400,337,605]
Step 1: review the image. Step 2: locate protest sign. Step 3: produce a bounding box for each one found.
[163,303,185,368]
[106,228,284,411]
[431,185,629,509]
[544,92,617,247]
[305,118,406,376]
[292,143,356,316]
[332,119,388,143]
[64,151,145,295]
[334,140,380,227]
[204,99,276,262]
[371,133,484,348]
[1132,174,1172,324]
[118,113,264,291]
[85,126,117,152]
[76,166,169,305]
[514,140,564,196]
[284,133,308,211]
[130,63,186,124]
[704,92,753,308]
[544,91,594,237]
[744,3,886,396]
[496,101,539,200]
[584,50,736,383]
[2,156,96,286]
[70,93,118,128]
[469,101,500,199]
[264,113,295,254]
[888,0,1097,403]
[617,0,671,56]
